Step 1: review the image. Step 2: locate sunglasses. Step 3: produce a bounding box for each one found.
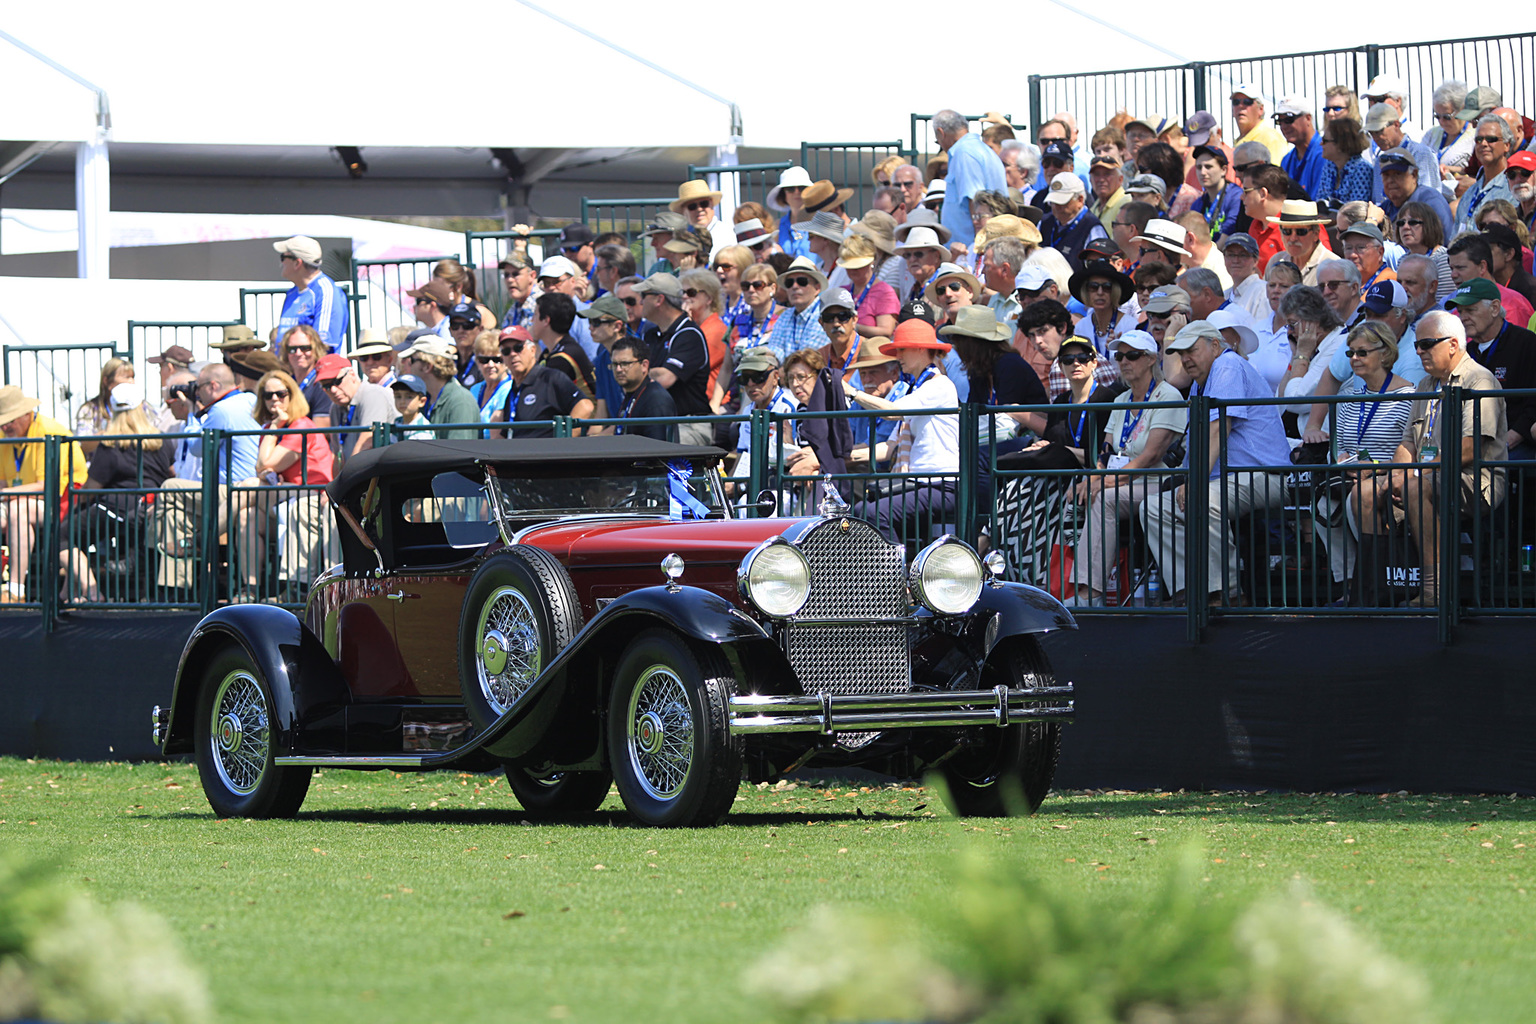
[1415,335,1452,352]
[1113,350,1147,361]
[785,276,814,288]
[1231,97,1257,108]
[1398,218,1425,227]
[1084,280,1115,293]
[743,280,773,291]
[685,200,712,212]
[1476,135,1504,145]
[620,296,639,305]
[413,297,433,305]
[1507,168,1534,180]
[449,320,478,330]
[1322,104,1349,114]
[500,341,530,355]
[1272,113,1303,125]
[937,281,968,295]
[1345,346,1386,358]
[738,370,774,386]
[1280,227,1317,237]
[261,389,290,400]
[1058,353,1095,365]
[476,354,503,365]
[561,244,585,253]
[819,311,854,324]
[317,377,347,389]
[1320,280,1351,290]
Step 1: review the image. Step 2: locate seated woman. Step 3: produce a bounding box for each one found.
[73,357,138,455]
[468,330,513,429]
[1248,257,1304,391]
[836,235,899,342]
[680,268,730,400]
[844,319,960,544]
[61,381,176,602]
[1275,284,1347,434]
[782,348,853,504]
[235,370,336,600]
[1069,331,1187,605]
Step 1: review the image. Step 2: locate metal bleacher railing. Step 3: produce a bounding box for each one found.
[7,393,1536,639]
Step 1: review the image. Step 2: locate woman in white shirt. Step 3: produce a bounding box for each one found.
[1069,331,1188,604]
[1275,285,1346,429]
[1248,258,1303,391]
[844,318,959,542]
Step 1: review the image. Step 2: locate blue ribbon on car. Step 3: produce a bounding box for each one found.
[666,461,711,520]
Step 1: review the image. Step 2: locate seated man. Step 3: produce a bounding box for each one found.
[1140,320,1293,605]
[0,387,88,602]
[1356,310,1508,606]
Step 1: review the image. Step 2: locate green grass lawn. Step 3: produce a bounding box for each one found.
[3,756,1534,1023]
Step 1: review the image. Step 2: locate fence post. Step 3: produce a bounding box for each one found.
[199,428,219,616]
[41,436,60,629]
[957,402,979,546]
[1363,44,1381,85]
[1185,394,1211,642]
[1189,62,1206,123]
[748,408,770,514]
[553,417,572,438]
[1439,386,1464,642]
[371,420,391,449]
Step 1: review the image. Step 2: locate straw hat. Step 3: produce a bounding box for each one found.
[781,256,828,292]
[847,335,900,369]
[345,328,394,359]
[976,213,1042,249]
[766,165,814,211]
[938,306,1013,344]
[0,385,39,426]
[669,179,723,213]
[852,210,898,256]
[879,318,951,356]
[805,211,848,245]
[894,226,949,257]
[924,262,983,305]
[210,324,266,351]
[802,179,855,214]
[894,208,953,244]
[1266,200,1332,227]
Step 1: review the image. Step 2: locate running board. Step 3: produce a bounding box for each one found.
[274,755,430,768]
[729,684,1075,735]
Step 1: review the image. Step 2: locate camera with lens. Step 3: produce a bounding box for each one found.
[168,382,196,402]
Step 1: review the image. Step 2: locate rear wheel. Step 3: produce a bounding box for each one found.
[607,629,740,827]
[940,637,1061,817]
[193,646,311,818]
[503,764,612,817]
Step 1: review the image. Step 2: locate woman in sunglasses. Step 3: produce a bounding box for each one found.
[1070,330,1187,604]
[680,269,730,403]
[467,331,513,426]
[1317,117,1373,206]
[730,264,782,353]
[1394,199,1456,302]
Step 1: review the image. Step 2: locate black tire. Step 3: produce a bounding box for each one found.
[940,637,1062,817]
[503,764,613,817]
[458,547,583,732]
[606,629,741,827]
[193,645,312,818]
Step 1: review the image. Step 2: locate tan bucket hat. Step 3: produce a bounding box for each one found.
[938,305,1013,344]
[0,386,39,427]
[670,179,723,213]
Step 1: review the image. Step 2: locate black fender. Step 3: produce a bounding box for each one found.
[471,585,776,763]
[972,581,1077,656]
[161,605,351,757]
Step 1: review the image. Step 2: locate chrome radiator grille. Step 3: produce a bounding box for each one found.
[795,518,907,619]
[784,622,912,697]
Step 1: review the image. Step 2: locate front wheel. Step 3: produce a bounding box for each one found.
[606,629,740,827]
[193,646,311,818]
[939,637,1061,817]
[503,764,613,817]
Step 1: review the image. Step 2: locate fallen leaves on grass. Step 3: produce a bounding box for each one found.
[502,910,525,919]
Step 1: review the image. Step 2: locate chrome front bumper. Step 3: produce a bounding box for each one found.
[728,684,1074,735]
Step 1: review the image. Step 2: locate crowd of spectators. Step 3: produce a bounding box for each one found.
[5,79,1536,609]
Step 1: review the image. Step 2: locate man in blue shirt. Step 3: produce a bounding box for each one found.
[1141,320,1293,604]
[1376,149,1455,240]
[156,363,262,559]
[1277,95,1328,201]
[273,236,348,352]
[933,109,1006,247]
[193,364,260,484]
[1364,105,1441,207]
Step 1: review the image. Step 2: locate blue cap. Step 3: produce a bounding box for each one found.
[448,301,478,323]
[1376,148,1416,172]
[390,373,428,395]
[1040,140,1074,165]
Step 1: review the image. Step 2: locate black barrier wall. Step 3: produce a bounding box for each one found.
[5,611,1536,794]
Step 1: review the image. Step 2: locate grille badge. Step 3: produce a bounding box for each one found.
[839,518,850,533]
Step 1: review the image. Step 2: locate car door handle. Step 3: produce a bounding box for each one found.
[385,592,419,601]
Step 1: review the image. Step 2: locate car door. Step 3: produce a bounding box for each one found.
[387,571,473,698]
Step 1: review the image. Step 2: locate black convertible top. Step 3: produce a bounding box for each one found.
[327,436,725,503]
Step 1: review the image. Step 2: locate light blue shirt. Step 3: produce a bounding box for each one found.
[277,272,349,351]
[942,349,969,402]
[193,389,260,483]
[1371,139,1441,208]
[776,299,830,355]
[470,376,514,422]
[1190,350,1292,476]
[940,132,1007,247]
[173,413,203,482]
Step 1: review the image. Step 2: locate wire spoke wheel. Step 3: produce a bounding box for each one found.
[625,665,695,800]
[209,669,270,796]
[193,645,310,819]
[476,586,542,714]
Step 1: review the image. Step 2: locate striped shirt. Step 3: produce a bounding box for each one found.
[1331,378,1416,462]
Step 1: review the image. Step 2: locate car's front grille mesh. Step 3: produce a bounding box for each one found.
[784,622,912,698]
[795,518,907,619]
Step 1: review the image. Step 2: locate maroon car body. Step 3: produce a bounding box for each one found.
[155,436,1076,826]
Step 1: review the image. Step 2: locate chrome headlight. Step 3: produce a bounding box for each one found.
[737,539,812,618]
[910,536,984,615]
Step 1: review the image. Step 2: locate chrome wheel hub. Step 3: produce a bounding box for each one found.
[476,587,541,715]
[209,670,268,796]
[626,666,693,801]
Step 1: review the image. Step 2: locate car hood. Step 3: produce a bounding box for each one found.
[522,516,797,570]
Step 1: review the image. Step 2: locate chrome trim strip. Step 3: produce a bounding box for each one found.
[274,755,429,767]
[509,514,671,545]
[728,685,1075,735]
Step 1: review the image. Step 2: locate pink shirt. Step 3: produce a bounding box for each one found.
[853,280,899,327]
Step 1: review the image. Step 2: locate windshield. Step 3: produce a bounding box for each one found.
[425,459,728,547]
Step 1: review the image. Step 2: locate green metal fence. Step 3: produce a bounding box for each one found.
[3,342,121,426]
[349,257,456,338]
[684,160,793,211]
[464,230,560,324]
[580,197,675,272]
[798,142,909,219]
[126,320,240,368]
[1028,33,1536,159]
[908,113,1013,158]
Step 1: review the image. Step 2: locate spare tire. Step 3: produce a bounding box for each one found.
[458,546,583,732]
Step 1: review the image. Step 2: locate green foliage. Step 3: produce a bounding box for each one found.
[0,855,68,957]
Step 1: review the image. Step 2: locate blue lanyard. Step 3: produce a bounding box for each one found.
[338,404,357,451]
[1069,403,1090,446]
[838,338,861,373]
[300,368,317,390]
[751,300,777,340]
[1437,123,1470,163]
[911,367,936,392]
[1362,264,1386,291]
[1354,373,1394,450]
[10,444,24,479]
[1120,386,1151,449]
[854,282,873,309]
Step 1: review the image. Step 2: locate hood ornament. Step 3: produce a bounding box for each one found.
[817,478,850,516]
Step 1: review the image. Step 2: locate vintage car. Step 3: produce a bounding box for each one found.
[153,437,1076,827]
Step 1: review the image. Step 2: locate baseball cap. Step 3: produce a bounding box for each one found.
[1014,265,1054,292]
[1183,111,1218,146]
[1230,82,1266,104]
[1143,285,1192,315]
[1089,154,1121,172]
[537,255,581,280]
[1376,148,1417,172]
[578,294,627,322]
[499,325,534,345]
[147,345,194,366]
[821,287,856,313]
[1081,237,1120,262]
[1275,94,1312,116]
[108,381,144,413]
[1114,329,1159,355]
[497,252,533,272]
[405,279,455,306]
[1126,173,1167,197]
[559,223,595,248]
[1125,114,1171,135]
[1046,172,1085,205]
[1363,73,1407,100]
[1341,221,1386,243]
[314,353,352,380]
[1040,140,1074,166]
[273,235,322,264]
[447,301,480,324]
[390,374,428,396]
[639,212,687,238]
[734,347,780,375]
[1457,86,1503,121]
[1220,233,1261,256]
[1507,151,1536,174]
[1444,278,1501,307]
[897,298,938,324]
[1361,280,1409,314]
[1191,144,1228,166]
[1364,103,1400,133]
[1165,319,1223,352]
[632,273,683,302]
[400,335,456,361]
